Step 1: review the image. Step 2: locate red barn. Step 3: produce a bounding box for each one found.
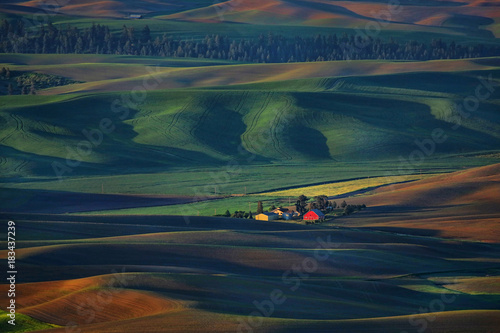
[303,209,325,221]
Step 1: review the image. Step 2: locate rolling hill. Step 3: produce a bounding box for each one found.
[33,57,500,94]
[0,0,226,18]
[2,0,500,43]
[331,163,500,242]
[161,0,500,38]
[0,210,499,332]
[0,55,499,182]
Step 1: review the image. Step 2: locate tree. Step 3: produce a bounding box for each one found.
[141,25,151,43]
[332,201,337,209]
[341,200,347,209]
[297,195,309,214]
[224,210,230,217]
[74,37,83,53]
[235,211,245,218]
[0,67,6,78]
[21,85,27,95]
[268,205,276,212]
[248,211,253,219]
[344,205,354,215]
[257,201,263,214]
[314,195,328,210]
[7,83,13,95]
[120,25,130,44]
[298,194,309,203]
[29,82,36,95]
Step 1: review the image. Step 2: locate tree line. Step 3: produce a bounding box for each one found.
[295,195,366,217]
[214,210,253,219]
[1,20,499,62]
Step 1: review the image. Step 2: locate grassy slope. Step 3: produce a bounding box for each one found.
[1,64,499,170]
[28,57,500,93]
[7,152,500,216]
[0,311,59,333]
[260,174,439,197]
[78,174,439,216]
[1,56,499,215]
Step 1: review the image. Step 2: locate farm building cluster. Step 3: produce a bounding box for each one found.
[255,207,325,222]
[221,196,365,223]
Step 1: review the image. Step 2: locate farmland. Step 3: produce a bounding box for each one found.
[1,199,500,332]
[0,56,499,186]
[1,0,500,332]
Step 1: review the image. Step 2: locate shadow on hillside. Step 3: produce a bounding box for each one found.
[343,204,442,217]
[358,226,441,238]
[0,188,209,214]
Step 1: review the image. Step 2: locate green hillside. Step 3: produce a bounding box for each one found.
[1,66,499,181]
[0,310,59,333]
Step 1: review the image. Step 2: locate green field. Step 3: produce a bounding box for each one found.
[0,311,59,333]
[1,55,500,214]
[1,58,499,174]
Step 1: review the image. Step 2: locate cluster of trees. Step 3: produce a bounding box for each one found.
[219,210,253,219]
[256,201,288,214]
[1,67,35,95]
[1,68,80,95]
[296,195,339,213]
[17,72,77,89]
[1,20,499,62]
[308,195,330,211]
[256,202,287,213]
[343,203,366,216]
[295,195,367,217]
[1,67,11,79]
[268,204,279,212]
